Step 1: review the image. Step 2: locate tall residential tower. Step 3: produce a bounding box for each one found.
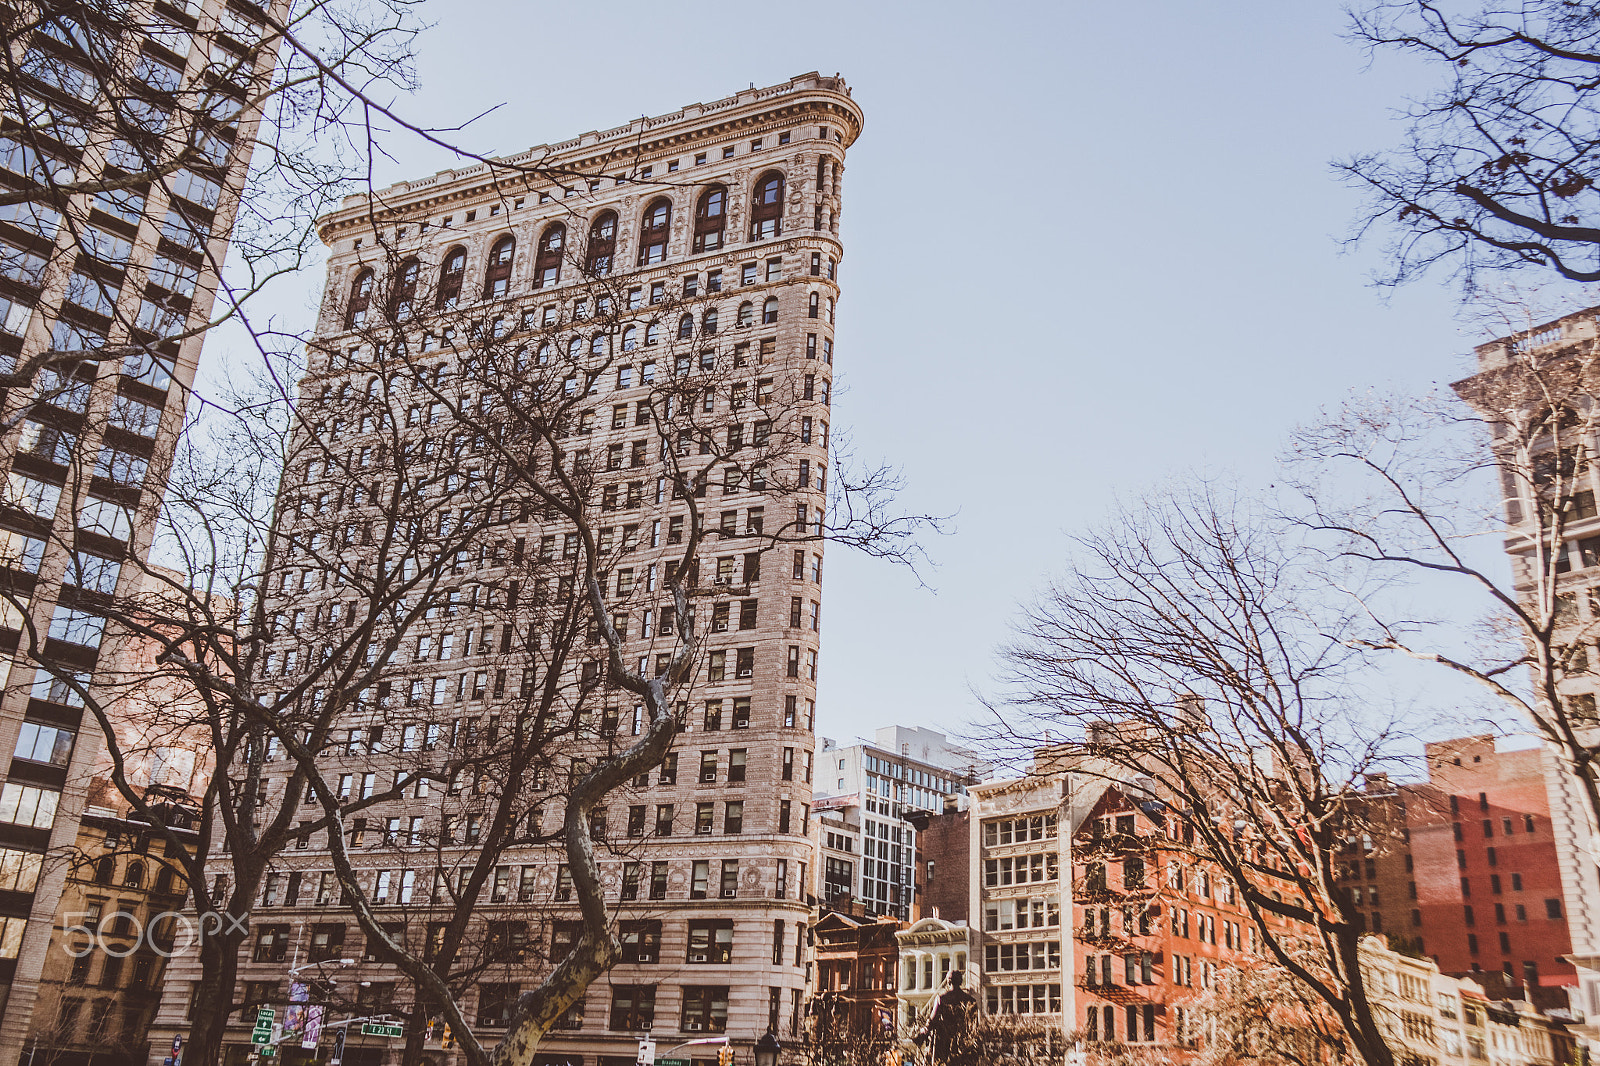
[0,2,286,1062]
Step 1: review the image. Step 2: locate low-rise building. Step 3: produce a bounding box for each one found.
[809,911,901,1036]
[894,916,971,1033]
[968,769,1070,1033]
[1363,935,1576,1066]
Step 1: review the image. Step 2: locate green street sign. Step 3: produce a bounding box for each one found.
[251,1031,270,1045]
[255,1008,275,1024]
[259,1046,276,1058]
[657,1059,691,1066]
[361,1023,404,1038]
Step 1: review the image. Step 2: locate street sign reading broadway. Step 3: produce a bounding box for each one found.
[361,1022,404,1038]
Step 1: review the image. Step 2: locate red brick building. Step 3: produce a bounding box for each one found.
[1071,784,1298,1049]
[809,911,901,1034]
[913,797,969,923]
[1397,736,1585,1005]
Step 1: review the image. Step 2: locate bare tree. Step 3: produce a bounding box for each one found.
[999,484,1412,1066]
[1287,303,1600,842]
[3,187,933,1063]
[1342,1,1600,292]
[275,241,932,1065]
[1187,944,1353,1066]
[0,9,918,1066]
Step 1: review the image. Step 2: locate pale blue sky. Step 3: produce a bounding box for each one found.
[217,1,1513,746]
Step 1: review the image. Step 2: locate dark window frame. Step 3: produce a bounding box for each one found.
[483,235,515,299]
[694,186,727,252]
[533,224,565,289]
[638,198,672,265]
[436,246,466,309]
[750,172,784,240]
[344,268,372,329]
[585,211,617,275]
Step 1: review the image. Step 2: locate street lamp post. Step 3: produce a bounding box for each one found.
[753,1032,781,1066]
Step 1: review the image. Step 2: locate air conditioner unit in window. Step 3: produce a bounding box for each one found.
[722,888,738,898]
[687,1022,703,1031]
[698,827,712,835]
[691,953,709,963]
[636,953,655,963]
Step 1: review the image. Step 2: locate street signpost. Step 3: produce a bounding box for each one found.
[637,1038,656,1065]
[361,1022,404,1038]
[251,1006,275,1047]
[330,1027,346,1066]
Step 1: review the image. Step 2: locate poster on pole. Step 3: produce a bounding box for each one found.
[301,1005,324,1049]
[284,981,309,1035]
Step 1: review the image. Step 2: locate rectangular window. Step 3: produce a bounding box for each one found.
[610,985,656,1030]
[688,919,734,963]
[680,985,729,1032]
[0,783,58,828]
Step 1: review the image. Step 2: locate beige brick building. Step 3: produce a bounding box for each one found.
[146,72,861,1066]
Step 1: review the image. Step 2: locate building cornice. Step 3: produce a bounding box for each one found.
[316,73,861,244]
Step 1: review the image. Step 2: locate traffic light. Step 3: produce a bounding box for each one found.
[717,1043,734,1066]
[441,1023,455,1049]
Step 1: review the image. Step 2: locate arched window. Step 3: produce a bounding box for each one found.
[762,297,778,325]
[483,236,515,299]
[622,325,638,352]
[124,861,144,888]
[703,308,718,334]
[639,198,671,265]
[534,224,565,289]
[737,302,754,328]
[436,246,466,309]
[645,321,659,347]
[751,172,784,240]
[591,333,609,357]
[344,268,372,329]
[94,856,115,885]
[694,186,726,253]
[567,337,583,360]
[536,342,552,365]
[808,292,819,319]
[678,314,695,340]
[585,211,617,275]
[153,866,176,895]
[392,258,419,320]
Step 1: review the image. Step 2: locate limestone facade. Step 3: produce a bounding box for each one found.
[145,72,863,1066]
